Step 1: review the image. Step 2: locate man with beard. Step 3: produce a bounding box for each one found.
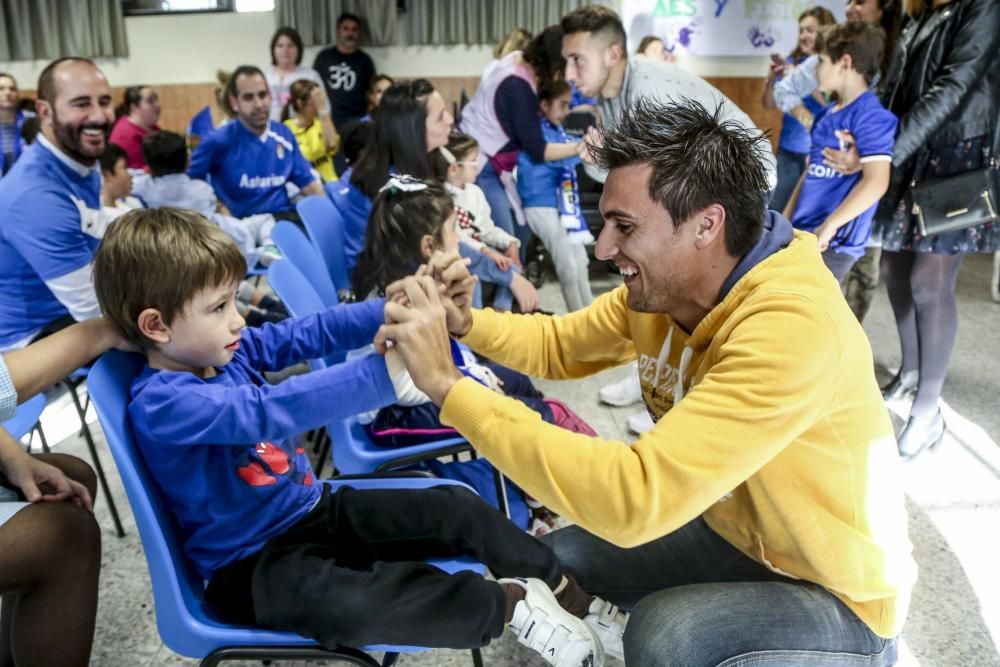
[312,13,375,129]
[559,5,778,434]
[0,58,117,351]
[188,65,322,220]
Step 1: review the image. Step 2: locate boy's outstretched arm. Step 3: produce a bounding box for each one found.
[813,161,890,251]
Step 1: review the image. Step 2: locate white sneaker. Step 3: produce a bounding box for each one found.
[584,598,629,662]
[627,411,655,434]
[991,251,1000,303]
[501,578,604,667]
[599,363,642,407]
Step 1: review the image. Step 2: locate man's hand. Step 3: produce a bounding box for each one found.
[375,276,465,406]
[2,450,93,511]
[579,126,603,165]
[822,131,862,175]
[423,251,478,337]
[510,273,539,313]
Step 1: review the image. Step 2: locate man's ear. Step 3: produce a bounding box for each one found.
[606,41,625,67]
[693,204,726,250]
[35,99,52,125]
[137,308,170,345]
[228,94,239,115]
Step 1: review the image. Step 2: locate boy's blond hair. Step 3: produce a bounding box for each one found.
[93,208,247,350]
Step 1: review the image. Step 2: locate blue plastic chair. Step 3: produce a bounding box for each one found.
[87,350,485,667]
[295,195,351,295]
[1,393,49,451]
[270,221,339,307]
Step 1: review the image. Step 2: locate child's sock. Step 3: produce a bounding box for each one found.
[553,575,593,618]
[501,582,527,623]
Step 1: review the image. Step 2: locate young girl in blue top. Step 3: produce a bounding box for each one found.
[516,80,594,312]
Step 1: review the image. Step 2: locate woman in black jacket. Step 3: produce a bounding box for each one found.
[876,0,999,459]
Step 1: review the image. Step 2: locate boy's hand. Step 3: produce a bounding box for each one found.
[384,251,477,337]
[503,243,523,269]
[376,277,464,406]
[814,222,838,252]
[484,247,512,271]
[822,131,862,175]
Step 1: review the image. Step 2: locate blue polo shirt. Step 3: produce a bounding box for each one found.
[188,120,315,218]
[0,138,101,349]
[791,91,897,258]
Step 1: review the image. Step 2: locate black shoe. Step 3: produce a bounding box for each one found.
[897,409,945,460]
[881,370,918,401]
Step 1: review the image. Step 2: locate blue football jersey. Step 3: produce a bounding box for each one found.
[188,120,315,218]
[791,91,897,258]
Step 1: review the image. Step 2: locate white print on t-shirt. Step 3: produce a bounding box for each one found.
[807,162,840,179]
[326,64,357,92]
[239,174,287,189]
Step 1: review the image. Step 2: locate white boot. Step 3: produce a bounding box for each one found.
[584,597,629,661]
[599,363,643,407]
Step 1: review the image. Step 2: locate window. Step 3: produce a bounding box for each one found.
[122,0,273,16]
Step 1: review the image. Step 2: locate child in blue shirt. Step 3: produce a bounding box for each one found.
[517,81,594,312]
[784,22,897,283]
[91,207,615,664]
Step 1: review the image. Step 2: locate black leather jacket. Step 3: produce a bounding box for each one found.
[881,0,1000,168]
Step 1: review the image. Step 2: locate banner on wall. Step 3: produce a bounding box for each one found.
[622,0,846,57]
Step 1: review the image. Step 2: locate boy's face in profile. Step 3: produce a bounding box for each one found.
[542,93,572,127]
[816,53,848,94]
[103,157,132,202]
[149,280,245,376]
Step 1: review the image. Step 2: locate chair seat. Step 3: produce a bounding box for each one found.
[329,415,470,475]
[1,393,47,441]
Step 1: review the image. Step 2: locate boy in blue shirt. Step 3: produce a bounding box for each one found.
[188,65,324,220]
[783,22,897,283]
[91,208,617,666]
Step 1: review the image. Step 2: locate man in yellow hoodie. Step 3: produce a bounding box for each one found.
[378,98,916,666]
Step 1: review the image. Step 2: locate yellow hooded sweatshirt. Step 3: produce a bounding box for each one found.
[440,229,916,638]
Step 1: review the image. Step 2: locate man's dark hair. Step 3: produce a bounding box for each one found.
[37,57,96,104]
[99,143,128,174]
[817,22,885,85]
[142,130,188,177]
[594,98,770,257]
[270,26,305,65]
[337,12,361,29]
[560,5,627,50]
[225,65,267,104]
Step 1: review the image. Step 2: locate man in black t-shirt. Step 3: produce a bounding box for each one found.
[312,13,376,130]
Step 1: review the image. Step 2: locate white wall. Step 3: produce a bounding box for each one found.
[0,10,770,89]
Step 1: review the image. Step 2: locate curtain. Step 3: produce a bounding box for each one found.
[405,0,612,46]
[275,0,397,47]
[0,0,127,62]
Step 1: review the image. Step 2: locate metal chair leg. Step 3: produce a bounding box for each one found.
[199,645,379,667]
[36,422,50,453]
[66,379,126,537]
[471,647,484,667]
[381,652,399,667]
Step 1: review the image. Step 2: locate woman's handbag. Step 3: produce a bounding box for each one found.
[911,122,1000,237]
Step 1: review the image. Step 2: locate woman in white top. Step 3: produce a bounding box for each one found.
[266,26,324,122]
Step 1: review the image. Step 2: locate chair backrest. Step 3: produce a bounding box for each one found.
[267,259,344,368]
[295,195,351,295]
[270,221,339,307]
[87,351,233,656]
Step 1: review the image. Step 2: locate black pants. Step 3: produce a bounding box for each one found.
[206,484,562,650]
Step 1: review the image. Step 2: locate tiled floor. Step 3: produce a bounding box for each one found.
[27,253,1000,666]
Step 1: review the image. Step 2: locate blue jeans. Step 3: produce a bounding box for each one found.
[460,242,515,310]
[771,147,808,213]
[477,163,533,289]
[544,519,897,666]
